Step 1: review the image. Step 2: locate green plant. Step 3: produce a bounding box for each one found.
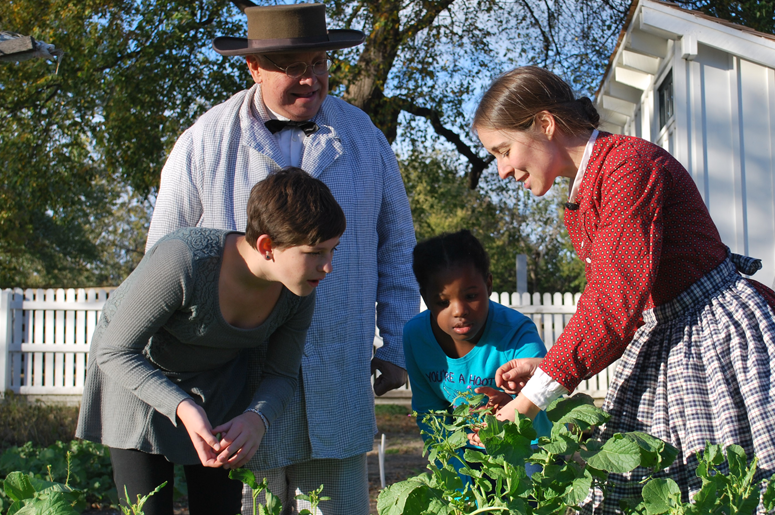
[623,443,775,515]
[118,482,166,515]
[230,469,283,515]
[1,470,84,514]
[377,393,680,515]
[378,393,775,515]
[296,484,330,515]
[0,440,115,508]
[230,469,331,515]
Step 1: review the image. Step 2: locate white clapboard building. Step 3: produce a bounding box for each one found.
[595,0,775,288]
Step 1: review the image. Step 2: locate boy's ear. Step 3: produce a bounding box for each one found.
[256,234,274,256]
[486,273,493,296]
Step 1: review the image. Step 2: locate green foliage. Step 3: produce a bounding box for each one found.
[379,392,658,514]
[673,0,775,35]
[118,481,166,515]
[0,394,79,450]
[0,0,244,287]
[2,0,628,287]
[0,440,115,508]
[230,470,282,515]
[296,484,330,515]
[230,469,331,515]
[624,443,775,515]
[379,393,775,515]
[400,151,586,293]
[2,471,82,515]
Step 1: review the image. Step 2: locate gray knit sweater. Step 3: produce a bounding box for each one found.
[76,228,314,464]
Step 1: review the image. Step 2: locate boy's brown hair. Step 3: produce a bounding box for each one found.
[245,167,346,249]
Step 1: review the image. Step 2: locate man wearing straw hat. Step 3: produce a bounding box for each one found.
[145,4,417,514]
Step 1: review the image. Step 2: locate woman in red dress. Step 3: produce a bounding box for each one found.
[473,66,775,512]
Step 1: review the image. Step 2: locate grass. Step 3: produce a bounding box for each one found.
[375,404,414,432]
[375,404,420,435]
[375,404,410,416]
[0,392,80,451]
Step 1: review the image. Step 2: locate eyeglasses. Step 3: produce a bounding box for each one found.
[262,55,331,79]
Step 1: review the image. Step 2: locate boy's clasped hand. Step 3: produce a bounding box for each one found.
[176,398,267,470]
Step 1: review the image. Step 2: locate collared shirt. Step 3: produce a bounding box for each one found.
[567,129,598,205]
[259,94,306,167]
[146,85,419,468]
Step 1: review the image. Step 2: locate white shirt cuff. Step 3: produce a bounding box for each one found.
[521,369,570,411]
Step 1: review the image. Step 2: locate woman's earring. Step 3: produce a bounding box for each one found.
[265,253,272,260]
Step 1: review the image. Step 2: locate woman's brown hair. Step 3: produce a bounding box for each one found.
[473,66,600,137]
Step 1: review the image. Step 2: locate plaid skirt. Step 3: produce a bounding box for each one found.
[582,254,775,514]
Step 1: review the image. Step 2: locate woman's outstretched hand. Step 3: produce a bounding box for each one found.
[474,386,513,412]
[212,412,266,470]
[495,357,544,394]
[176,399,221,467]
[467,390,541,447]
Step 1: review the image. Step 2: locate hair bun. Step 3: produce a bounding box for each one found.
[577,97,600,127]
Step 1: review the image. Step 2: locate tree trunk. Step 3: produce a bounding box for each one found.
[341,0,404,142]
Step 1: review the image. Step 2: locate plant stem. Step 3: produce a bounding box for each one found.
[469,507,509,514]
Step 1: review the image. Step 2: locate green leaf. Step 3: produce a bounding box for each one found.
[4,473,35,502]
[504,497,528,514]
[7,500,23,515]
[641,478,682,515]
[547,393,596,419]
[623,432,678,471]
[541,427,580,455]
[229,468,259,490]
[563,475,593,506]
[619,497,648,515]
[446,431,468,449]
[436,466,464,492]
[762,476,775,511]
[725,444,747,480]
[703,443,725,467]
[14,491,79,515]
[690,480,720,513]
[582,434,642,473]
[376,479,426,515]
[462,449,487,463]
[263,484,283,515]
[376,479,445,515]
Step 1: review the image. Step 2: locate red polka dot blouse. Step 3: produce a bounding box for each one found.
[542,132,775,392]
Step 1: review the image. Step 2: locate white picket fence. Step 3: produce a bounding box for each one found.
[491,291,618,399]
[0,287,616,401]
[0,288,113,396]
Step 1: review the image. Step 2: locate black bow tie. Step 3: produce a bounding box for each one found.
[264,119,319,136]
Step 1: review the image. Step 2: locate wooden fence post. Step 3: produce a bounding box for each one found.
[0,290,12,395]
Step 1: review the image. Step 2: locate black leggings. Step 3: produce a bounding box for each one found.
[110,448,243,515]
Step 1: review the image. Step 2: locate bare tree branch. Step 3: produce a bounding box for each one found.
[400,0,456,43]
[519,0,552,64]
[229,0,257,13]
[395,97,494,189]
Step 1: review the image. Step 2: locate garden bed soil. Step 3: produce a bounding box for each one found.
[82,404,425,515]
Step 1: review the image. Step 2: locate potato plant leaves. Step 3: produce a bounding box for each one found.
[641,478,682,515]
[582,434,643,473]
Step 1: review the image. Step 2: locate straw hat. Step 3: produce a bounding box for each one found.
[213,4,365,56]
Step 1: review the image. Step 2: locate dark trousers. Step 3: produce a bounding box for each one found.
[110,447,242,515]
